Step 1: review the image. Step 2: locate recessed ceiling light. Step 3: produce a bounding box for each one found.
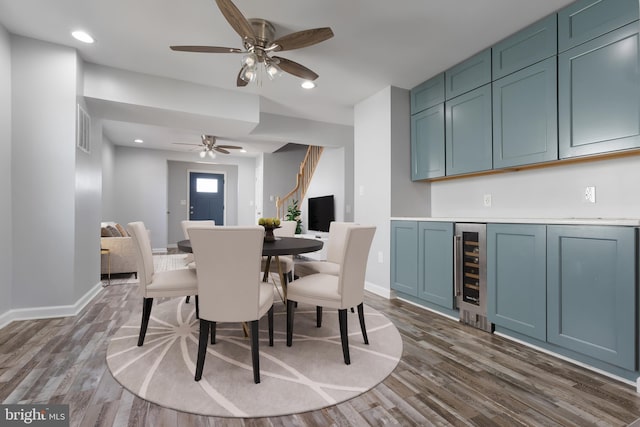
[71,30,94,44]
[240,149,247,153]
[301,80,316,89]
[134,139,144,144]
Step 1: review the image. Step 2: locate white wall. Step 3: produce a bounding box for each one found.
[112,146,256,249]
[101,133,116,220]
[11,35,77,308]
[303,147,346,232]
[262,146,307,218]
[430,155,640,219]
[354,87,396,296]
[0,24,12,317]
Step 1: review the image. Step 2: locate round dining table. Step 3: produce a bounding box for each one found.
[177,236,324,300]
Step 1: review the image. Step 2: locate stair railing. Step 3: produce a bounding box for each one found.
[275,145,324,220]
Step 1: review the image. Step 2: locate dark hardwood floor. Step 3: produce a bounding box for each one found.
[1,262,640,426]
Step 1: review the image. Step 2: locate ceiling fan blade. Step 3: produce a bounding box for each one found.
[214,146,230,154]
[215,0,255,44]
[271,27,334,52]
[172,142,202,146]
[216,144,242,149]
[170,45,243,53]
[272,56,319,81]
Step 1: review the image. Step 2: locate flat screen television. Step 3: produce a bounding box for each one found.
[307,195,335,232]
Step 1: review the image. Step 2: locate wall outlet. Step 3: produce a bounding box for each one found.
[585,186,596,203]
[378,251,384,263]
[483,194,492,207]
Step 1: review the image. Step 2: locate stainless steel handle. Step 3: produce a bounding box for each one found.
[453,235,461,297]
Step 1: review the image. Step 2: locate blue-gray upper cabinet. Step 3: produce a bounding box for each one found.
[411,104,445,180]
[391,221,418,297]
[418,222,454,309]
[493,57,558,168]
[558,0,639,52]
[411,73,445,115]
[492,14,557,80]
[445,49,491,100]
[445,84,493,175]
[487,224,547,341]
[558,23,640,159]
[547,225,637,370]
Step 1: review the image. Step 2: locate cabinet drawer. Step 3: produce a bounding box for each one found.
[558,0,639,52]
[411,73,445,114]
[493,14,557,79]
[445,48,491,100]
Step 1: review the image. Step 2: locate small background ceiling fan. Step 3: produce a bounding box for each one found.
[170,0,334,86]
[173,135,243,158]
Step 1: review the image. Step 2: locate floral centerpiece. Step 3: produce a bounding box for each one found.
[258,217,281,242]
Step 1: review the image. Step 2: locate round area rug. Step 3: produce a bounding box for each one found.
[106,297,402,418]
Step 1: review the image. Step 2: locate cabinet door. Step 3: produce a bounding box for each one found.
[391,221,418,296]
[445,49,492,100]
[411,73,445,115]
[411,104,445,180]
[493,14,557,79]
[493,57,558,168]
[558,23,640,159]
[487,224,546,341]
[558,0,638,52]
[445,84,493,175]
[547,226,636,370]
[418,222,454,308]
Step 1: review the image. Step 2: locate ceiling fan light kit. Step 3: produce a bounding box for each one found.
[169,0,333,87]
[174,135,243,158]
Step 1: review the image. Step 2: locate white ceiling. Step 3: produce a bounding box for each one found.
[0,0,574,156]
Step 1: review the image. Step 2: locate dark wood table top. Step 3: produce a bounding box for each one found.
[177,236,323,257]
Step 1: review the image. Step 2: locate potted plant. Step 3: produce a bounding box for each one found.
[286,200,302,234]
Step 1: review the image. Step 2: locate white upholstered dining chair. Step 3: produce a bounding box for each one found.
[180,220,215,304]
[286,225,376,365]
[294,221,352,278]
[189,226,274,383]
[127,221,198,347]
[261,220,297,284]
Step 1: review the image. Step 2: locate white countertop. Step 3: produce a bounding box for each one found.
[390,217,640,226]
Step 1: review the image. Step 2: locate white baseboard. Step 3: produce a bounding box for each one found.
[0,281,104,330]
[365,281,392,299]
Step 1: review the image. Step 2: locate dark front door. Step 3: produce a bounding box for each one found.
[189,172,225,225]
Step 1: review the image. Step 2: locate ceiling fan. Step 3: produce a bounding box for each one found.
[173,135,243,158]
[169,0,334,86]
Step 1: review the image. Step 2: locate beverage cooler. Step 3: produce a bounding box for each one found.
[454,223,494,333]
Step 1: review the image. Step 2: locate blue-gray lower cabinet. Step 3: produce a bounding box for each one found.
[391,221,418,296]
[445,84,493,175]
[558,22,640,159]
[487,224,547,341]
[492,57,558,168]
[547,225,637,371]
[411,104,445,180]
[418,222,454,308]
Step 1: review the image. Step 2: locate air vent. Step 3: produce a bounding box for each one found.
[76,104,90,154]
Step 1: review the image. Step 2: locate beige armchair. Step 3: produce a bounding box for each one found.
[189,226,274,383]
[128,221,198,347]
[286,225,376,365]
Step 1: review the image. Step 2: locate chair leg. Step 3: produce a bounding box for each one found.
[186,296,190,304]
[286,299,295,346]
[195,295,199,319]
[250,320,260,384]
[195,319,210,381]
[137,298,154,346]
[357,303,369,345]
[268,306,274,347]
[316,306,323,327]
[210,321,216,345]
[338,308,350,365]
